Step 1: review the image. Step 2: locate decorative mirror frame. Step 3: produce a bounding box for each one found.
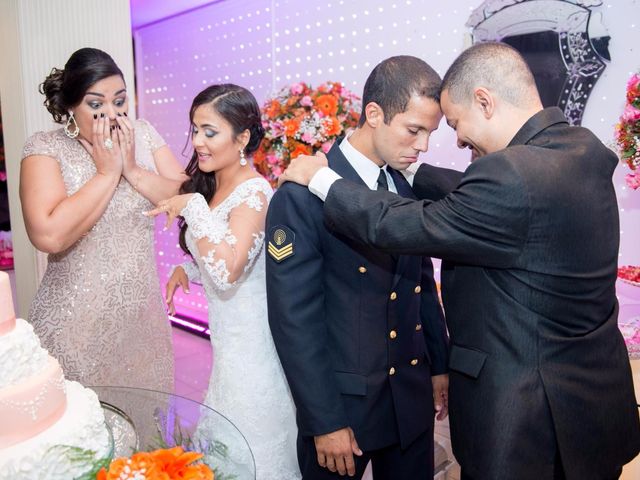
[467,0,609,125]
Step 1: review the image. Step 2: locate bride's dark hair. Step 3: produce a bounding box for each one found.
[178,84,265,257]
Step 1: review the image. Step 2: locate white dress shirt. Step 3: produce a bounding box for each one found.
[309,136,397,200]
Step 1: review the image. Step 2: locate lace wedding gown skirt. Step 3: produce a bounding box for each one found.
[182,178,300,479]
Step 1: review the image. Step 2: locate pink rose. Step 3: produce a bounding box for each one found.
[270,121,284,137]
[321,140,334,153]
[301,132,315,143]
[290,83,304,95]
[267,154,280,165]
[300,95,313,107]
[627,73,640,92]
[622,104,640,122]
[625,172,640,190]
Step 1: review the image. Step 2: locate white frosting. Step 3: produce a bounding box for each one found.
[0,381,111,480]
[0,319,48,389]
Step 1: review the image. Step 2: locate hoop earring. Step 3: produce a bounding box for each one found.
[64,111,80,139]
[239,148,247,166]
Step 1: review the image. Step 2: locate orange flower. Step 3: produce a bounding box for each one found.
[265,100,281,119]
[323,117,342,137]
[98,452,164,480]
[315,94,339,117]
[151,447,212,480]
[289,141,312,159]
[98,448,213,480]
[283,118,300,137]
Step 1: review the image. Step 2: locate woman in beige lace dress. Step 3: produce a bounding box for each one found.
[19,48,185,390]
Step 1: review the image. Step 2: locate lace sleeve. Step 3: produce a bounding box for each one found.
[180,189,269,291]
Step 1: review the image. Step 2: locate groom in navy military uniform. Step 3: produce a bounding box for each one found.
[266,56,449,479]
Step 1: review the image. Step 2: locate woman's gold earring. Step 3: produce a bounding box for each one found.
[239,148,247,166]
[64,111,80,139]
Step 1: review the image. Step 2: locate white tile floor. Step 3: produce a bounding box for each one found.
[171,326,462,479]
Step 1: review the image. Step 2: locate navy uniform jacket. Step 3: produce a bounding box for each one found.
[265,143,449,451]
[322,108,640,479]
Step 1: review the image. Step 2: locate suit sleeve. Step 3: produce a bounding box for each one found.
[323,154,528,267]
[266,184,349,437]
[419,257,449,375]
[412,163,464,201]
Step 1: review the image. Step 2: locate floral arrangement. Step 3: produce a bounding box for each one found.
[618,265,640,286]
[0,230,12,270]
[254,81,361,186]
[97,446,213,480]
[614,72,640,189]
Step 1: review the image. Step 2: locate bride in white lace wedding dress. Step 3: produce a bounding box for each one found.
[153,85,300,480]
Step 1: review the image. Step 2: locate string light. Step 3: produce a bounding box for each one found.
[136,0,640,319]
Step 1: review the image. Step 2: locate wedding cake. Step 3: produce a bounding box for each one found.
[0,272,111,479]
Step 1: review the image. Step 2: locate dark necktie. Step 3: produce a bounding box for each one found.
[376,168,389,191]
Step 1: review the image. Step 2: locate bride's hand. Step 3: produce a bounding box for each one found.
[166,266,190,316]
[144,194,194,230]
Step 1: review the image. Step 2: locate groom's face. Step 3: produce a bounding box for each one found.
[371,95,442,171]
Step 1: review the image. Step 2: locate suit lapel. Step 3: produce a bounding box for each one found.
[388,168,415,287]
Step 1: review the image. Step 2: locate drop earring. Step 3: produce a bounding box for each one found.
[64,111,80,139]
[239,148,247,166]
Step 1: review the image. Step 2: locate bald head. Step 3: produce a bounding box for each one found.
[442,42,540,108]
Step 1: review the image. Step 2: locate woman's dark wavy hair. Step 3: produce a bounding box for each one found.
[40,48,124,123]
[178,84,265,256]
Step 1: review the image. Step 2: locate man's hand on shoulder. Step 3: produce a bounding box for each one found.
[278,151,328,188]
[314,426,363,477]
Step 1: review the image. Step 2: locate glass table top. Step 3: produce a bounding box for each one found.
[92,386,256,480]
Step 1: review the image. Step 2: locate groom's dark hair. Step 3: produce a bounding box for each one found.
[358,55,441,127]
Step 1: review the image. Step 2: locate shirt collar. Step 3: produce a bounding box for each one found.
[339,134,387,190]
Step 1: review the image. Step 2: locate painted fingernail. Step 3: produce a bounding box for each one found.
[117,112,121,116]
[123,112,128,116]
[100,113,104,118]
[93,114,97,119]
[118,125,122,130]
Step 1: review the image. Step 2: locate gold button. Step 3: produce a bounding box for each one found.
[389,367,396,375]
[410,358,418,366]
[389,330,397,339]
[414,285,422,294]
[390,292,397,301]
[415,324,422,331]
[358,266,367,274]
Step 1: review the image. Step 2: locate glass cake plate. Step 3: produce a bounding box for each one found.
[92,386,256,479]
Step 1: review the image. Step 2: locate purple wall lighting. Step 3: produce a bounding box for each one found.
[132,0,640,328]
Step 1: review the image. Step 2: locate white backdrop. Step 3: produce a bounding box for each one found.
[134,0,640,320]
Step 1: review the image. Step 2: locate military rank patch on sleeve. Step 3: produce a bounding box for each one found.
[268,225,295,263]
